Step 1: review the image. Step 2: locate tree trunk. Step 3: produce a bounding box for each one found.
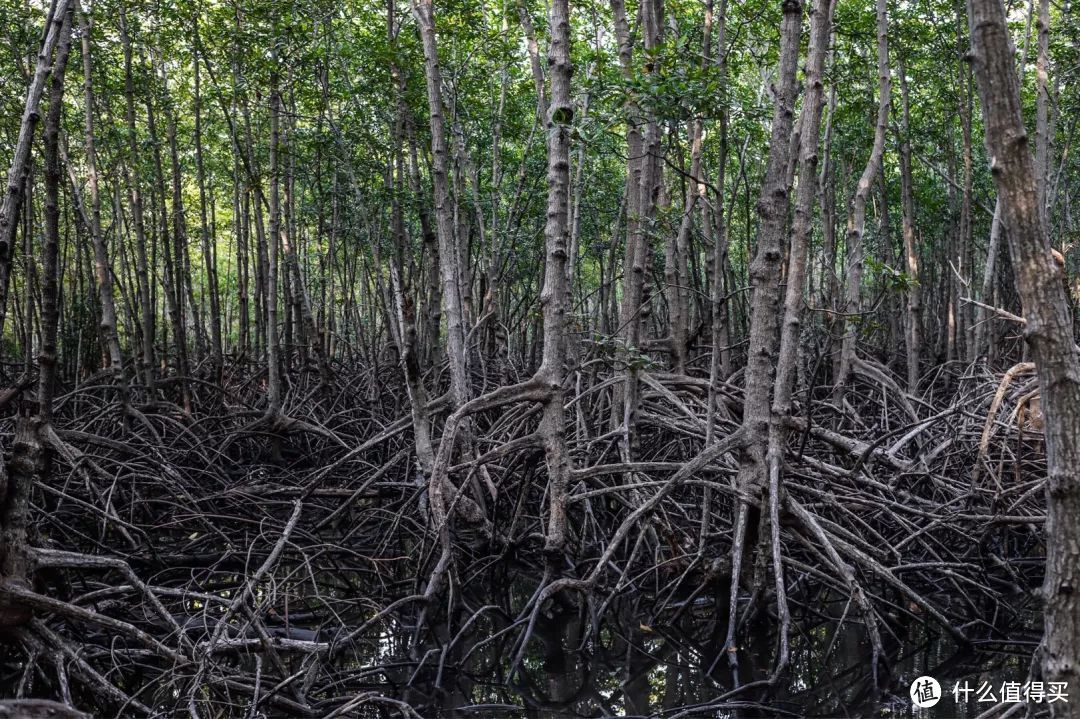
[234,148,250,357]
[0,0,73,342]
[958,22,975,361]
[76,0,128,413]
[39,0,74,424]
[193,43,223,380]
[146,82,192,413]
[279,122,332,390]
[119,7,156,390]
[1034,0,1049,223]
[412,0,471,409]
[773,0,833,422]
[539,0,573,558]
[762,0,833,672]
[896,55,923,390]
[0,0,72,634]
[967,0,1080,710]
[267,80,284,417]
[819,84,838,315]
[705,0,731,447]
[388,0,436,479]
[668,11,714,375]
[836,0,890,395]
[722,0,803,665]
[609,0,644,437]
[613,0,662,458]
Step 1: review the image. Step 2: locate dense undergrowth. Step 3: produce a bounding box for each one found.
[0,350,1049,717]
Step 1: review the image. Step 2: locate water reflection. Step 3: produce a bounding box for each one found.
[336,586,1039,718]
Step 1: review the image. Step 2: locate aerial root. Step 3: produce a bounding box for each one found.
[0,358,1046,715]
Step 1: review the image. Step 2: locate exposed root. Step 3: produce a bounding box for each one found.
[0,358,1047,716]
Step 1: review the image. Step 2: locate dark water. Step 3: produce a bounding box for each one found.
[333,589,1041,719]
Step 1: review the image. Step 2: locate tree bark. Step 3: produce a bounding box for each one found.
[0,0,72,633]
[668,5,715,375]
[773,0,833,421]
[145,80,192,413]
[412,0,471,409]
[613,0,662,458]
[722,0,803,664]
[1034,0,1049,224]
[39,0,74,424]
[609,0,645,437]
[896,55,923,390]
[836,0,890,395]
[76,0,128,412]
[967,0,1080,710]
[0,0,73,342]
[267,79,284,417]
[388,0,436,478]
[193,39,223,380]
[763,0,833,672]
[279,121,332,390]
[705,0,731,449]
[119,7,156,390]
[539,0,573,558]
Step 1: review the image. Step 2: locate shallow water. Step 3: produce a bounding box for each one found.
[328,587,1040,718]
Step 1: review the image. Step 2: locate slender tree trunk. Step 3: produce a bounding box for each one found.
[774,0,833,423]
[609,0,644,435]
[896,56,923,390]
[517,0,547,115]
[836,0,890,395]
[234,148,250,356]
[251,173,269,364]
[968,0,1080,711]
[412,0,471,408]
[1034,0,1049,223]
[22,169,35,382]
[613,0,662,458]
[278,122,332,390]
[388,0,435,478]
[39,1,74,425]
[705,0,731,447]
[404,127,440,367]
[539,0,573,558]
[763,0,834,673]
[958,25,975,361]
[76,0,128,412]
[119,7,155,389]
[193,42,223,379]
[165,93,207,367]
[876,163,899,367]
[146,84,191,413]
[973,202,1003,360]
[819,84,838,314]
[267,80,283,417]
[0,0,73,343]
[0,2,72,633]
[669,14,713,374]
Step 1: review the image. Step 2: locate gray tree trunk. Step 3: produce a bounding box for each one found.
[836,0,890,395]
[0,0,74,341]
[967,0,1080,712]
[722,0,803,665]
[76,0,129,412]
[896,55,923,390]
[539,0,573,558]
[413,0,471,409]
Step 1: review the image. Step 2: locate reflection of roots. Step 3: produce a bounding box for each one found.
[0,699,89,718]
[0,358,1046,716]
